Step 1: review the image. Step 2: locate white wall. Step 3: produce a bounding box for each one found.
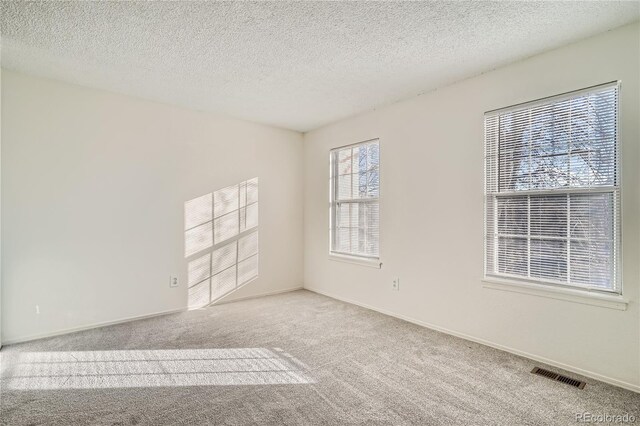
[0,66,3,348]
[1,71,304,343]
[304,23,640,390]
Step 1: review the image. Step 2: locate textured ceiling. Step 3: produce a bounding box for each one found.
[1,2,639,132]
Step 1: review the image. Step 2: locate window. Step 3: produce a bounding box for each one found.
[485,83,620,293]
[330,139,380,260]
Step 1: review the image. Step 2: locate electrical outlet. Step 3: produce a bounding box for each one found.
[35,305,40,314]
[170,276,179,288]
[392,277,400,291]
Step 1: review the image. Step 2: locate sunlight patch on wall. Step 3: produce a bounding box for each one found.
[3,348,313,390]
[185,178,259,308]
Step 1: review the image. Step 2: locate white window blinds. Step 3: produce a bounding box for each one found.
[330,139,380,259]
[485,82,620,293]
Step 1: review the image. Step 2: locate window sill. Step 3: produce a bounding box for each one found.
[329,253,382,269]
[482,278,628,310]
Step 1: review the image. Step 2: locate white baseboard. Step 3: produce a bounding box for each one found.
[1,286,304,347]
[1,307,187,346]
[305,286,640,394]
[213,286,304,306]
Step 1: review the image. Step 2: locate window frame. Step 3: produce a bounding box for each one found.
[329,138,381,266]
[483,81,622,296]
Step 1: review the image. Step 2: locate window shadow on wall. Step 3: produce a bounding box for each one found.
[184,178,259,308]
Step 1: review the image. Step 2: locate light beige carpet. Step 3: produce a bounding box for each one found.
[1,289,638,425]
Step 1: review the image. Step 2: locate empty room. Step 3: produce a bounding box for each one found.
[1,1,639,424]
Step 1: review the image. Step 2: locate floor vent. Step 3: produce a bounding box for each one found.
[531,367,586,389]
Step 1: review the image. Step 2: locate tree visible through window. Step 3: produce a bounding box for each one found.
[485,83,620,293]
[330,139,380,259]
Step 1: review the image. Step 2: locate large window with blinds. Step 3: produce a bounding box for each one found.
[485,82,620,293]
[330,139,380,260]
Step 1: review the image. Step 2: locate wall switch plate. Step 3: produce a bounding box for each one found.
[392,277,400,291]
[170,276,179,287]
